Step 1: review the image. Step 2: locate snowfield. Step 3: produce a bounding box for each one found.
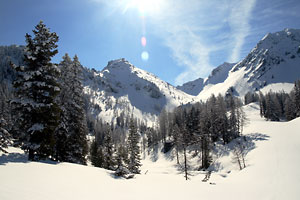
[1,103,300,200]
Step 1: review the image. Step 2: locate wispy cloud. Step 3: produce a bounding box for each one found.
[228,0,256,62]
[148,0,257,85]
[91,0,257,85]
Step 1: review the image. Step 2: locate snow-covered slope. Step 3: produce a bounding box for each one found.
[83,58,194,124]
[204,62,236,86]
[1,103,300,200]
[176,77,204,96]
[177,62,235,96]
[198,29,300,100]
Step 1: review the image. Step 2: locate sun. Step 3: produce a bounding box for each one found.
[125,0,164,16]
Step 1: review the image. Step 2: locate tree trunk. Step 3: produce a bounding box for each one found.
[183,146,188,180]
[176,146,180,165]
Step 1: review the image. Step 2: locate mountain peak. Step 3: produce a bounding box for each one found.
[104,58,134,71]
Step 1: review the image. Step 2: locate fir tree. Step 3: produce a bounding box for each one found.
[127,118,141,174]
[11,21,60,160]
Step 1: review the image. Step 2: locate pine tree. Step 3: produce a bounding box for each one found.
[11,21,60,160]
[127,118,141,174]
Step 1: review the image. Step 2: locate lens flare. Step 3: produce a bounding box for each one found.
[141,36,147,47]
[141,51,149,61]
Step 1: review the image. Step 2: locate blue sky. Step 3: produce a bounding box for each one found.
[1,0,300,85]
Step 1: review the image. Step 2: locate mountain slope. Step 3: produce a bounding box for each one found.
[83,58,194,124]
[198,28,300,100]
[176,77,204,96]
[177,62,235,96]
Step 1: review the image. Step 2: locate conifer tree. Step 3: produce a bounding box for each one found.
[285,94,297,121]
[12,21,60,160]
[55,53,73,162]
[115,145,130,177]
[0,118,11,153]
[127,118,141,174]
[103,128,115,170]
[65,55,88,164]
[90,139,104,168]
[293,80,300,117]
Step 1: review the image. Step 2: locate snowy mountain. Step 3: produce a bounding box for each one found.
[198,28,300,100]
[176,62,235,96]
[82,58,194,125]
[204,62,236,86]
[176,77,204,96]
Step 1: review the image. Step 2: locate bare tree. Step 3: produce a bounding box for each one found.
[232,141,246,170]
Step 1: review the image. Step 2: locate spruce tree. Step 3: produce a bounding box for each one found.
[55,53,73,161]
[57,54,88,164]
[12,21,60,160]
[127,118,141,174]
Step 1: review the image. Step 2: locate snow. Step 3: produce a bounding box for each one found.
[83,59,194,125]
[1,103,300,200]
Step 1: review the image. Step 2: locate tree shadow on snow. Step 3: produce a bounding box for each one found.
[150,144,159,162]
[0,152,59,166]
[210,133,270,172]
[0,152,29,165]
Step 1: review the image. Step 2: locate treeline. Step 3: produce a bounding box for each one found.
[245,80,300,121]
[157,94,247,179]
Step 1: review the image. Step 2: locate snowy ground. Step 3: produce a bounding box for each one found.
[1,103,300,200]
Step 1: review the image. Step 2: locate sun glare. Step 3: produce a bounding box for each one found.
[126,0,163,16]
